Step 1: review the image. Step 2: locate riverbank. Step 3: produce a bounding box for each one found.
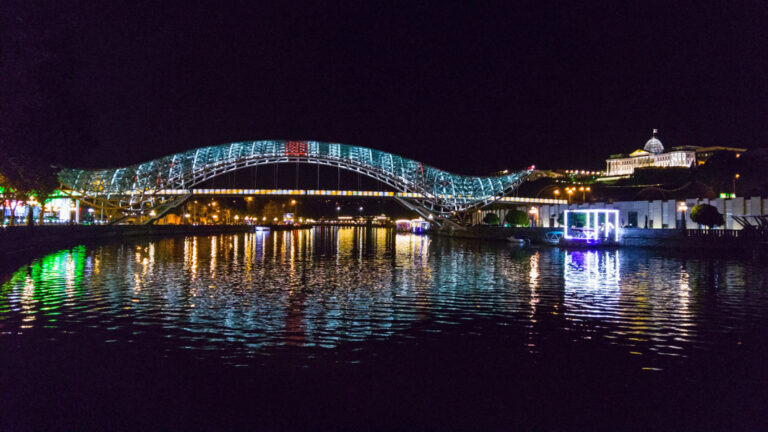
[435,225,765,252]
[0,225,253,270]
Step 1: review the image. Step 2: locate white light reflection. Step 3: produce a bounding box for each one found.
[20,274,36,330]
[233,234,239,263]
[527,252,540,353]
[210,236,217,277]
[564,250,621,319]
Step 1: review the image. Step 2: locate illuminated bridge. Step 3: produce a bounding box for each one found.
[58,140,533,224]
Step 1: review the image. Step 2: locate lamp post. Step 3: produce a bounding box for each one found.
[565,187,574,204]
[584,186,591,202]
[733,173,740,196]
[678,202,688,230]
[528,206,538,227]
[291,199,298,223]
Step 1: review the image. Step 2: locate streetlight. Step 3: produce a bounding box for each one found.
[288,199,299,222]
[733,173,740,196]
[528,206,538,227]
[678,202,688,229]
[577,186,591,202]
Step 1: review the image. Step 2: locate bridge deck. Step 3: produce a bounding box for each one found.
[68,188,566,205]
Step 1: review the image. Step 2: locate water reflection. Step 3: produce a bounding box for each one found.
[1,230,766,368]
[564,250,621,319]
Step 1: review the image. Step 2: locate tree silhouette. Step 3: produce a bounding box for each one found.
[690,204,725,228]
[504,209,529,227]
[482,213,500,226]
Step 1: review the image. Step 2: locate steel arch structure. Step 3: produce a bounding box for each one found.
[58,140,532,222]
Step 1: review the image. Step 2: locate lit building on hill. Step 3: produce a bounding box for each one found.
[605,130,696,176]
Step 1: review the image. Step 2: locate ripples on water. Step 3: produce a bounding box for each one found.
[2,227,767,370]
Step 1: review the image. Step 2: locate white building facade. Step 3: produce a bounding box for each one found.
[476,196,768,230]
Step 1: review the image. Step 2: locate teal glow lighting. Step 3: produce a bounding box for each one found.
[58,140,532,218]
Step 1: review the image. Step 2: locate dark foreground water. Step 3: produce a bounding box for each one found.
[1,228,767,431]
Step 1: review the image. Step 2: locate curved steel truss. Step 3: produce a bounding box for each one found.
[58,140,532,221]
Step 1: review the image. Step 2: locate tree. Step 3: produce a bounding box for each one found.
[0,170,30,226]
[504,209,529,227]
[482,213,500,226]
[693,152,740,194]
[690,204,725,228]
[736,149,768,197]
[0,173,9,225]
[0,154,59,225]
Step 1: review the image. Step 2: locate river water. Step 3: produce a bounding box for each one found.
[1,228,767,430]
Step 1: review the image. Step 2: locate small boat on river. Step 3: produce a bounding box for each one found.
[506,236,528,246]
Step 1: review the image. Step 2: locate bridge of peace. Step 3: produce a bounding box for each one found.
[58,140,561,225]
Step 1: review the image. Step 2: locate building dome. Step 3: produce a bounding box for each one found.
[643,129,664,154]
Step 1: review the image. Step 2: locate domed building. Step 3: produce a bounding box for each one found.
[605,129,697,176]
[643,131,664,154]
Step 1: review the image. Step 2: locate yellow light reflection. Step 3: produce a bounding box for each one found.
[210,236,217,277]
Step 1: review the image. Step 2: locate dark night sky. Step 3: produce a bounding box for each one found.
[2,1,768,174]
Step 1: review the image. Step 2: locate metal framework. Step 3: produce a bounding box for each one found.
[58,140,532,222]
